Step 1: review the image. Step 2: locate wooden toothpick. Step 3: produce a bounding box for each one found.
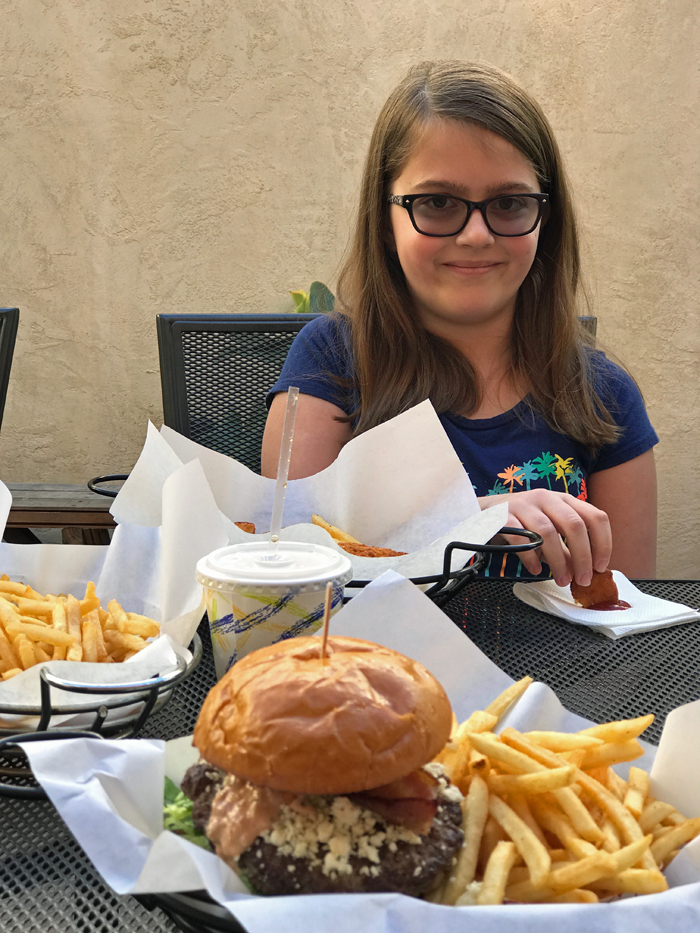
[320,581,333,663]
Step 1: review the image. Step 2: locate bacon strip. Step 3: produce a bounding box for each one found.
[349,794,438,835]
[364,768,438,801]
[207,776,295,864]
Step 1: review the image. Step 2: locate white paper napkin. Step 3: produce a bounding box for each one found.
[513,571,700,639]
[21,571,700,933]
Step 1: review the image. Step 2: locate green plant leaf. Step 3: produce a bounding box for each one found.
[309,281,335,314]
[289,289,310,313]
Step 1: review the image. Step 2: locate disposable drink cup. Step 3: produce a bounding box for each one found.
[196,541,354,678]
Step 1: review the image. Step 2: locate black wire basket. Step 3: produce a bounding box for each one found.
[347,527,542,607]
[0,633,202,799]
[137,892,248,933]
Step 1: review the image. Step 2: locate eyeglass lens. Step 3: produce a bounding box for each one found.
[411,195,541,236]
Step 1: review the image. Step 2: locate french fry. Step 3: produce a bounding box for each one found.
[600,816,622,852]
[107,599,129,632]
[605,766,629,802]
[0,581,29,596]
[580,739,645,770]
[661,808,688,827]
[560,748,587,769]
[579,713,654,743]
[0,621,20,670]
[441,774,489,905]
[609,834,653,872]
[478,814,509,874]
[310,514,361,544]
[650,818,700,867]
[467,731,543,775]
[4,620,75,648]
[80,581,100,615]
[508,794,548,847]
[14,596,56,616]
[16,634,36,669]
[32,642,51,664]
[456,710,498,737]
[52,599,68,660]
[65,594,83,661]
[484,676,533,720]
[551,888,599,903]
[589,868,668,895]
[640,800,677,833]
[124,613,160,638]
[1,667,22,680]
[488,794,551,887]
[624,766,650,819]
[476,840,518,905]
[93,613,108,661]
[104,630,147,654]
[81,620,98,663]
[487,765,576,796]
[528,796,598,859]
[523,731,604,752]
[506,850,616,902]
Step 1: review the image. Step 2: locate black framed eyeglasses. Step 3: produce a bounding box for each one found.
[388,192,549,237]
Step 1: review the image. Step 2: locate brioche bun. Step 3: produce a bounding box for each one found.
[193,636,452,795]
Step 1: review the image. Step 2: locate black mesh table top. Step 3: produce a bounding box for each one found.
[1,579,699,932]
[441,579,700,746]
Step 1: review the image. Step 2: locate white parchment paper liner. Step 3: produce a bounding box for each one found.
[22,571,700,933]
[109,401,509,581]
[514,571,700,639]
[0,457,229,717]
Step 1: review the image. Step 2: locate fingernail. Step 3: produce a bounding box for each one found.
[555,574,571,588]
[595,560,608,573]
[579,572,592,587]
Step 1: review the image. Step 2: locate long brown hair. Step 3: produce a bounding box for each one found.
[335,60,620,450]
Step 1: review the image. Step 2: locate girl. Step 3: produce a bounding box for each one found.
[262,61,658,586]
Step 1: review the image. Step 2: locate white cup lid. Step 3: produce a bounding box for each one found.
[196,540,353,587]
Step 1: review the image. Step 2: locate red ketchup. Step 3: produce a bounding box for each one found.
[587,600,631,612]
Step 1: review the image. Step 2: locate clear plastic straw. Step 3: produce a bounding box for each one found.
[268,386,299,550]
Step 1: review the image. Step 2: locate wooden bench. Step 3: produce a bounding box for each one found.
[5,483,116,544]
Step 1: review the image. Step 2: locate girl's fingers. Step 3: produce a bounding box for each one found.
[500,516,542,576]
[499,491,611,587]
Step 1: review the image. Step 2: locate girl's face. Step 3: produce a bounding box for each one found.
[388,120,541,339]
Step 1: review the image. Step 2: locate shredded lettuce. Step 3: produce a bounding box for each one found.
[163,776,211,849]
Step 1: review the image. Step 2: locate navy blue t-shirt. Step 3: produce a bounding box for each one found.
[267,314,658,578]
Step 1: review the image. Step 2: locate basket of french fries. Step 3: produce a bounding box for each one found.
[0,572,201,742]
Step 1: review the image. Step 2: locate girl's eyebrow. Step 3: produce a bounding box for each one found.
[407,179,537,195]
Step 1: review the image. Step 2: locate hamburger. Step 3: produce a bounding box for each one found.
[181,635,465,897]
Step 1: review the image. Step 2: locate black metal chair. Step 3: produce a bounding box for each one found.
[156,313,321,473]
[0,308,19,433]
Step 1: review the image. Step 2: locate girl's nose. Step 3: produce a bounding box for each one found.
[454,208,495,247]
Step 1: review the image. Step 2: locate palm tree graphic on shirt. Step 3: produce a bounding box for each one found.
[531,452,557,489]
[554,455,574,493]
[569,464,584,496]
[497,464,525,494]
[519,460,540,491]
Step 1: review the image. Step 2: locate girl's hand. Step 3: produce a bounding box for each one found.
[479,489,612,587]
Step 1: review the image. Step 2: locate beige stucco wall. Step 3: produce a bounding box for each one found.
[0,1,697,576]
